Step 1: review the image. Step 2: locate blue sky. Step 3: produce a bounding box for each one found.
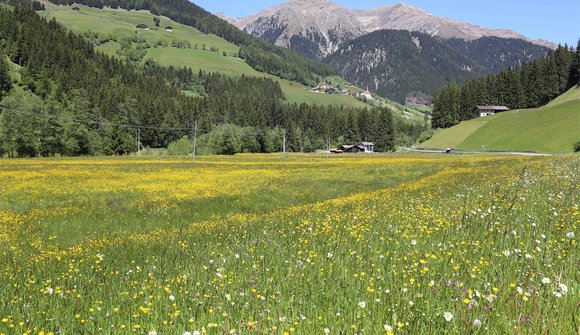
[193,0,580,46]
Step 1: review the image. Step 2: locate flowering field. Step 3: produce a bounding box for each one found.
[0,154,578,335]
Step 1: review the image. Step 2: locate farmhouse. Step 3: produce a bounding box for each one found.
[72,6,80,11]
[136,24,150,30]
[361,142,375,153]
[165,26,173,32]
[475,105,510,117]
[311,84,333,93]
[330,144,368,153]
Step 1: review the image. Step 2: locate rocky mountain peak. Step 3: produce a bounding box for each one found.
[224,0,556,56]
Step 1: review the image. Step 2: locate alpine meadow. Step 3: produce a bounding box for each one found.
[0,0,579,334]
[0,155,578,335]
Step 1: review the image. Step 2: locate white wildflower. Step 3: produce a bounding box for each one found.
[358,301,366,309]
[444,311,454,322]
[542,277,551,284]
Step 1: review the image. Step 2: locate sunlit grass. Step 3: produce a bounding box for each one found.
[0,154,577,334]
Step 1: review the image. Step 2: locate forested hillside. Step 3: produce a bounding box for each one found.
[431,44,580,128]
[324,30,549,103]
[43,0,335,86]
[441,37,550,73]
[0,7,408,157]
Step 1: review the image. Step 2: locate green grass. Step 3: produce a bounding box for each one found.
[145,47,259,77]
[406,104,433,113]
[546,84,580,106]
[420,87,580,153]
[0,154,577,334]
[95,40,121,55]
[419,118,489,149]
[280,81,367,107]
[43,5,239,55]
[41,5,368,108]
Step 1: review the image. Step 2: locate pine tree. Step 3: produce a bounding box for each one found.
[0,53,11,99]
[431,82,461,129]
[375,108,395,152]
[568,39,580,87]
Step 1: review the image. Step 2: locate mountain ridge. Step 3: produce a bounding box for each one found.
[222,0,556,59]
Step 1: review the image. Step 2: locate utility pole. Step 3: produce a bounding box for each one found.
[282,130,286,154]
[192,120,197,162]
[137,127,141,156]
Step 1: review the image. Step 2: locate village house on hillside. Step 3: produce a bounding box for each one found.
[358,85,375,101]
[165,26,174,32]
[136,24,150,30]
[475,105,510,117]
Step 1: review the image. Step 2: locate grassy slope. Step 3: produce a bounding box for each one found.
[420,87,580,153]
[42,5,367,108]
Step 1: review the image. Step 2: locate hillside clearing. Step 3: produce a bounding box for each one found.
[42,5,368,108]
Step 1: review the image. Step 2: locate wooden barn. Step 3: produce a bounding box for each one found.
[330,144,367,153]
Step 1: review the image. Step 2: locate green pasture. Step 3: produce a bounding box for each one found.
[42,5,368,108]
[421,87,580,153]
[0,154,577,334]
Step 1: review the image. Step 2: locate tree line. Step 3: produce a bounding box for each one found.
[432,43,580,128]
[0,8,401,157]
[41,0,335,86]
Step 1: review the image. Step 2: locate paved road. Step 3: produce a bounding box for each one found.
[401,147,552,156]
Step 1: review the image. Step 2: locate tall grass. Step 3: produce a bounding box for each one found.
[0,154,577,334]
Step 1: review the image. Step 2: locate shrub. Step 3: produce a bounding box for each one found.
[167,136,192,156]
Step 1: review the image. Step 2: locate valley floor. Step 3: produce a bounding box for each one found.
[0,154,577,334]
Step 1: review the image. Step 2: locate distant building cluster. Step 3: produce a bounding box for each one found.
[330,142,374,153]
[311,84,349,96]
[135,24,174,32]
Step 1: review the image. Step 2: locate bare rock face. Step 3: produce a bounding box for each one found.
[222,1,555,59]
[224,0,365,59]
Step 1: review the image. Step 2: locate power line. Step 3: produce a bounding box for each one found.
[0,106,195,132]
[0,105,294,146]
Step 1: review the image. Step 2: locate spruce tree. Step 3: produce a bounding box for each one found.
[569,40,580,87]
[0,53,11,100]
[375,108,395,152]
